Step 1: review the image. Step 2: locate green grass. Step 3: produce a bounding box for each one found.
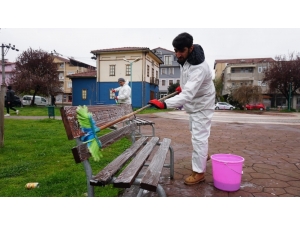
[11,105,62,116]
[0,118,132,197]
[12,105,173,117]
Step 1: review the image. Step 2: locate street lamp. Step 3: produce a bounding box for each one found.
[123,57,141,90]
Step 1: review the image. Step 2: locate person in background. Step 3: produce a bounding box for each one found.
[51,95,56,106]
[112,78,131,104]
[148,32,215,185]
[5,85,19,116]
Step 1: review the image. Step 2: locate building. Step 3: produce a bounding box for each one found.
[214,57,300,109]
[152,47,181,98]
[67,71,97,106]
[89,47,163,108]
[52,55,96,105]
[0,60,16,85]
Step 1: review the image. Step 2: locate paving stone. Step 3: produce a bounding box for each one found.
[251,178,290,188]
[119,113,300,197]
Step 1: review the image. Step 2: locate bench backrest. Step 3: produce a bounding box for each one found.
[60,104,135,140]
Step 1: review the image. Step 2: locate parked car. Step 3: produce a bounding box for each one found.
[215,102,235,110]
[22,95,48,106]
[4,95,22,107]
[245,103,266,111]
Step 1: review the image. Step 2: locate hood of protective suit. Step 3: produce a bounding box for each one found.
[178,44,205,66]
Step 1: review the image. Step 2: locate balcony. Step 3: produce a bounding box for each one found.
[226,73,254,81]
[150,77,159,85]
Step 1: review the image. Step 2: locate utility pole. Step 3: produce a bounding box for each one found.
[0,43,19,147]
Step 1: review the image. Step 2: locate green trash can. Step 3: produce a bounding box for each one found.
[47,105,55,119]
[266,106,270,111]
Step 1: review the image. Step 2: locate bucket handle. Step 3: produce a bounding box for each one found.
[224,163,243,175]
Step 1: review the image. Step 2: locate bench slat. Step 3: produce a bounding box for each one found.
[72,123,137,163]
[134,117,154,125]
[113,137,159,188]
[90,136,148,186]
[60,104,135,140]
[140,138,171,192]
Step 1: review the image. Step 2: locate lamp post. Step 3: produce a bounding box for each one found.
[1,43,19,147]
[122,57,141,104]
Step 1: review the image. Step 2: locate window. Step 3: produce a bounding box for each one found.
[58,72,64,80]
[162,80,166,86]
[240,67,253,73]
[156,70,158,79]
[147,65,150,77]
[59,63,64,68]
[176,80,180,84]
[109,65,115,76]
[67,81,72,88]
[258,80,267,86]
[258,66,267,73]
[232,82,235,86]
[82,89,87,100]
[126,64,130,76]
[162,68,167,75]
[169,80,173,85]
[169,68,174,75]
[152,68,154,77]
[164,55,173,65]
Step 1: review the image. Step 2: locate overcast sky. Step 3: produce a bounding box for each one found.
[1,1,300,77]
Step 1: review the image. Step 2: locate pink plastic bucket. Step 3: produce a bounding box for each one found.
[211,154,244,192]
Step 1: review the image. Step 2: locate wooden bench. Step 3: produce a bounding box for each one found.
[124,106,156,138]
[60,104,174,197]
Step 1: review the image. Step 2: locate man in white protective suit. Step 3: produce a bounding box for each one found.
[148,32,215,185]
[112,78,132,104]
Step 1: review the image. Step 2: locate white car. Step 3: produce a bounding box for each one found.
[215,102,235,110]
[22,95,48,106]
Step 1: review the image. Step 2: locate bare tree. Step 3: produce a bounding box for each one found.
[231,85,263,107]
[263,52,300,107]
[10,48,61,106]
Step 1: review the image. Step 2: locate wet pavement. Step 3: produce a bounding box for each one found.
[6,111,300,197]
[121,111,300,197]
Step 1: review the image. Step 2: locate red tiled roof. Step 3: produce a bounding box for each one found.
[91,47,149,53]
[67,71,96,78]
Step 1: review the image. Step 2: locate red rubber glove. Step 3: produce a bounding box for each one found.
[114,96,118,100]
[112,89,116,93]
[148,99,166,109]
[175,86,182,93]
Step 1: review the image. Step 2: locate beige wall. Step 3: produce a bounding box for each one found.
[221,63,270,96]
[97,52,160,83]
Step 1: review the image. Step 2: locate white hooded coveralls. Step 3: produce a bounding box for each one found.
[114,81,132,104]
[165,45,215,173]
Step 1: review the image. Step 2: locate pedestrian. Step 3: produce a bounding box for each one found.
[5,85,19,116]
[51,95,56,106]
[112,78,131,104]
[148,32,215,185]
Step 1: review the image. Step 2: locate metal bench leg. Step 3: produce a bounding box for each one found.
[151,124,155,137]
[83,160,95,197]
[132,178,167,197]
[169,146,174,179]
